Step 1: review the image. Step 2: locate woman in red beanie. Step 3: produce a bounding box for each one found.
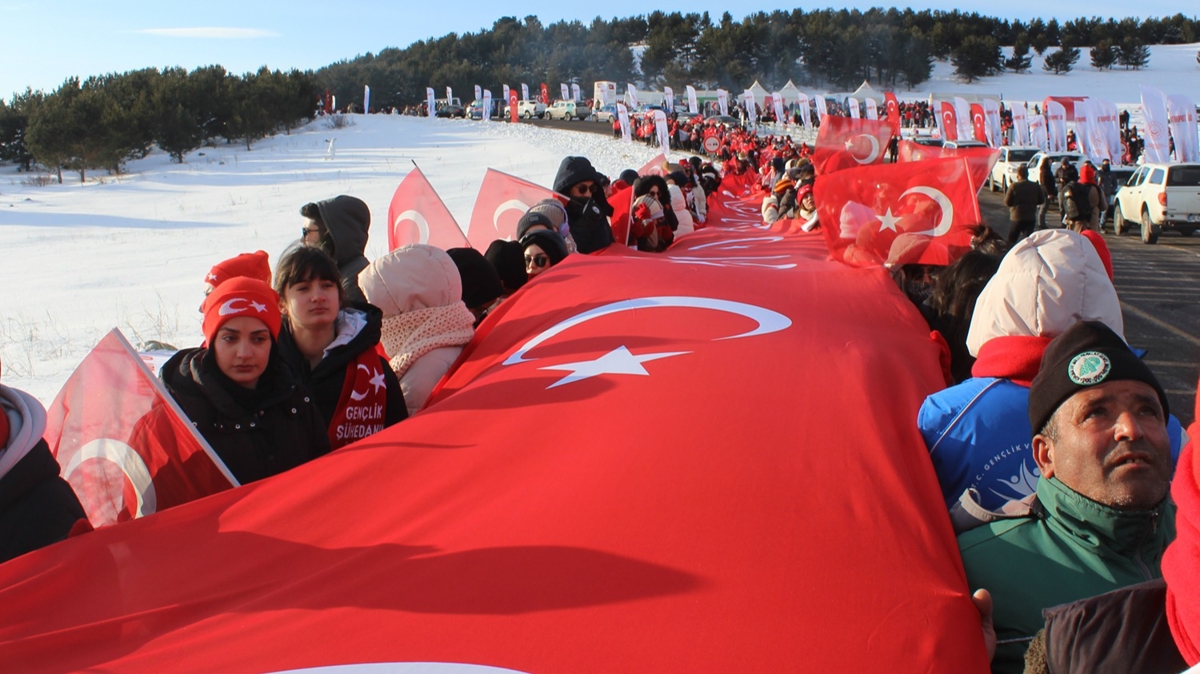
[160,277,330,484]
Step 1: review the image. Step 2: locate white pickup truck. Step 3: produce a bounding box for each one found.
[1112,162,1200,244]
[987,146,1041,192]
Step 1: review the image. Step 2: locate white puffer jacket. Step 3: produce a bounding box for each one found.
[668,184,694,236]
[966,229,1124,357]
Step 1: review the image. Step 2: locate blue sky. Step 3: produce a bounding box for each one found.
[2,1,1191,100]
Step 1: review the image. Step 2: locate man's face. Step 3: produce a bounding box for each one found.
[1033,379,1171,511]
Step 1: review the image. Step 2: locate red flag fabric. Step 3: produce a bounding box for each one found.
[815,156,982,267]
[811,115,893,175]
[41,329,236,527]
[897,139,940,163]
[939,101,958,141]
[0,229,987,673]
[884,91,901,135]
[540,82,549,105]
[969,103,987,142]
[508,89,519,123]
[940,145,1000,194]
[466,169,562,251]
[387,165,467,251]
[607,182,636,246]
[638,156,668,177]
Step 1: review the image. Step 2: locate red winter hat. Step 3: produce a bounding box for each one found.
[206,251,271,289]
[201,277,282,344]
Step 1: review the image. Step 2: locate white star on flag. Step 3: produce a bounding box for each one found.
[369,369,387,394]
[876,208,902,231]
[538,346,691,389]
[249,301,267,313]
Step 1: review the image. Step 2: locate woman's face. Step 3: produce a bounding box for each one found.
[524,243,551,278]
[212,316,272,389]
[802,193,815,210]
[283,277,340,330]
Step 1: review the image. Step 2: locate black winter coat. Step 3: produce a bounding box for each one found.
[564,197,615,254]
[161,348,330,485]
[315,195,371,304]
[276,303,407,435]
[0,439,87,564]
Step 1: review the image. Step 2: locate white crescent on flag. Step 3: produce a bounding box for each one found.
[493,199,531,234]
[393,210,431,245]
[63,438,158,517]
[849,134,881,164]
[902,186,955,237]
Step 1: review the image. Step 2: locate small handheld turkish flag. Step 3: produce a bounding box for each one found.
[42,329,236,527]
[387,164,467,251]
[816,155,981,267]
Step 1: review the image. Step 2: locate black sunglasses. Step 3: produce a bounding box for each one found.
[525,254,549,269]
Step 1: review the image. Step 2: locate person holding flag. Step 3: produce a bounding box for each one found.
[0,357,88,564]
[160,278,331,484]
[273,246,407,451]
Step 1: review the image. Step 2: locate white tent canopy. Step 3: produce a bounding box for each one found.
[746,81,770,106]
[778,80,802,105]
[849,80,884,103]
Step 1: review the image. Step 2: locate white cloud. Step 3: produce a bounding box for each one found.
[137,27,278,39]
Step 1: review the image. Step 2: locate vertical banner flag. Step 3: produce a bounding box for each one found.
[560,83,569,102]
[540,83,549,104]
[502,85,510,107]
[884,92,900,135]
[466,169,561,251]
[814,95,827,123]
[1096,99,1124,165]
[509,88,519,124]
[953,97,973,142]
[970,103,987,142]
[664,87,674,112]
[848,96,860,119]
[1045,100,1067,153]
[363,85,370,113]
[773,94,786,127]
[446,86,453,103]
[982,99,1002,147]
[1011,104,1029,146]
[686,85,698,114]
[717,89,728,116]
[482,90,492,122]
[43,329,237,527]
[865,98,878,121]
[1140,86,1171,163]
[1168,94,1199,162]
[571,83,581,102]
[387,164,467,251]
[1029,114,1048,150]
[797,92,811,128]
[521,83,529,102]
[743,91,757,125]
[938,101,958,141]
[425,87,436,118]
[654,109,670,159]
[617,102,632,142]
[1074,99,1109,164]
[627,84,639,108]
[474,85,482,102]
[816,156,982,267]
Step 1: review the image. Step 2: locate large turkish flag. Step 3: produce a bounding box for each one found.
[387,164,467,251]
[0,230,987,672]
[811,115,893,175]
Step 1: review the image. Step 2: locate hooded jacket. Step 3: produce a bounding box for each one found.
[0,384,87,564]
[276,302,407,446]
[161,348,330,484]
[359,244,476,416]
[552,157,614,254]
[315,196,371,304]
[920,230,1139,511]
[958,477,1174,674]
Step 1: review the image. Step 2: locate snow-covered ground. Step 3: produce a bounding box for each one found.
[2,42,1198,406]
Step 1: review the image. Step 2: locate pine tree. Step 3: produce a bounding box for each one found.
[951,35,1002,82]
[1116,37,1150,69]
[1042,46,1080,74]
[1090,40,1117,70]
[1005,38,1033,73]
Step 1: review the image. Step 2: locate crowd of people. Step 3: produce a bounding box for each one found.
[1,122,1197,672]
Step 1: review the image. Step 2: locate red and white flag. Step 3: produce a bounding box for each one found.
[884,91,901,135]
[938,101,958,141]
[816,156,981,267]
[0,231,986,672]
[811,115,893,175]
[969,103,987,143]
[466,169,562,250]
[387,165,466,251]
[896,139,939,163]
[42,329,236,527]
[940,145,1000,194]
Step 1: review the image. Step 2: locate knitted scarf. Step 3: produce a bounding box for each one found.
[379,303,476,381]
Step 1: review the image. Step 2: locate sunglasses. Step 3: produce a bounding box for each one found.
[648,189,661,197]
[570,182,596,196]
[524,254,549,269]
[302,226,321,237]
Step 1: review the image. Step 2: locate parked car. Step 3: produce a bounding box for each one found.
[434,104,466,119]
[987,146,1041,192]
[907,135,944,148]
[943,139,988,150]
[546,100,587,121]
[1112,162,1200,244]
[466,100,487,120]
[592,105,618,123]
[517,100,546,119]
[1025,151,1086,179]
